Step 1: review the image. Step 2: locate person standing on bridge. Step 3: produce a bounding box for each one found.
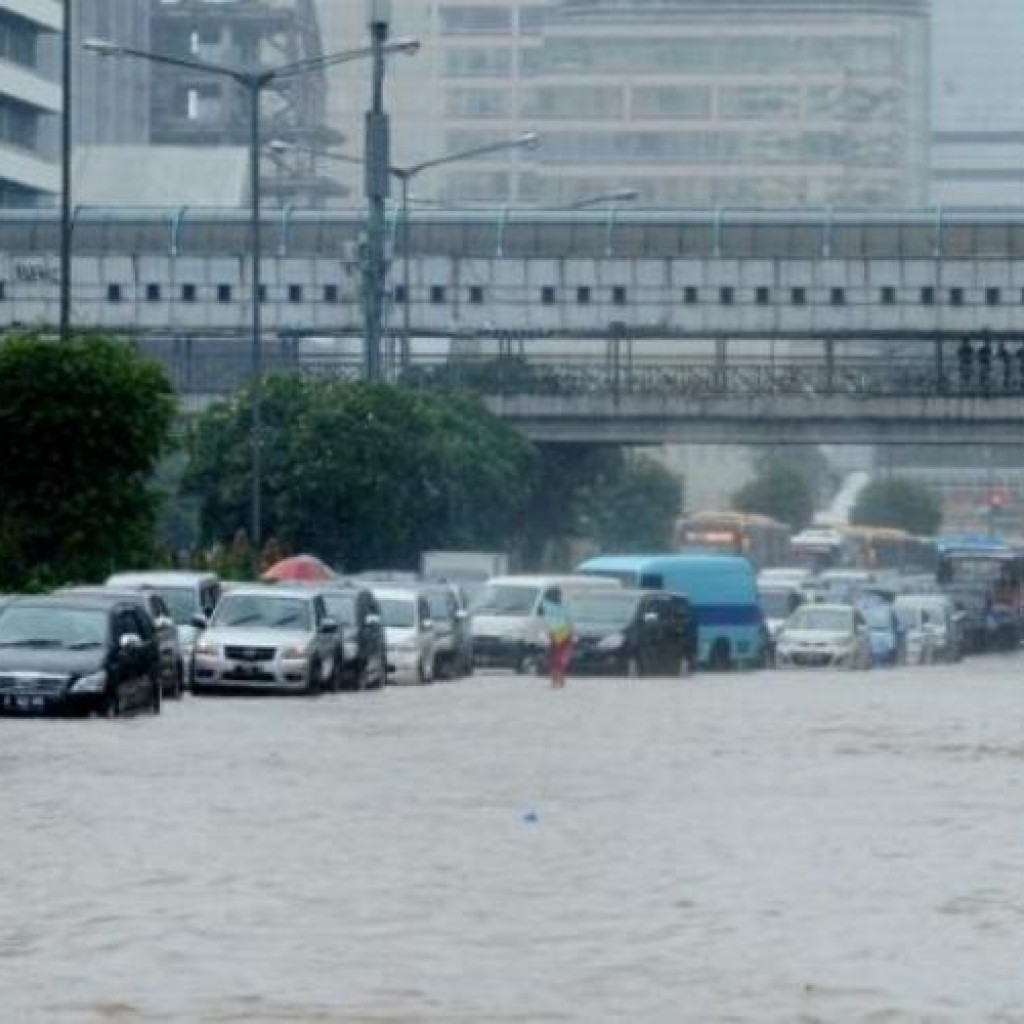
[997,340,1012,392]
[978,336,993,395]
[957,337,973,392]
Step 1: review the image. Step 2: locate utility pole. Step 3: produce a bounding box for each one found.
[59,0,72,342]
[364,0,391,382]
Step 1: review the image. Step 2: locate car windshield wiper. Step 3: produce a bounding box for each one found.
[67,640,105,650]
[0,638,64,647]
[272,615,304,627]
[223,614,264,627]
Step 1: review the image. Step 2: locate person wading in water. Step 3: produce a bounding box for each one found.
[541,587,574,689]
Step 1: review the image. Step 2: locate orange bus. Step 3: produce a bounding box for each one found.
[674,511,792,569]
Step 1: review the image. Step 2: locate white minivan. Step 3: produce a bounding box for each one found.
[369,584,437,685]
[470,574,620,672]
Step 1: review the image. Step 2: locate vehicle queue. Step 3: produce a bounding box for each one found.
[0,530,1021,717]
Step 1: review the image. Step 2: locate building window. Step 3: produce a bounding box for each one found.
[576,285,591,305]
[469,285,484,305]
[541,285,556,305]
[258,284,268,304]
[683,286,699,305]
[106,283,122,303]
[755,286,770,306]
[881,286,896,306]
[394,284,407,304]
[323,284,339,304]
[145,283,161,302]
[921,286,935,306]
[830,287,845,306]
[719,286,734,306]
[431,285,447,304]
[986,287,1001,306]
[217,284,232,304]
[949,287,964,307]
[791,287,807,306]
[288,284,303,304]
[182,283,197,303]
[612,285,627,306]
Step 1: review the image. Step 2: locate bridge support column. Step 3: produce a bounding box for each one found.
[825,338,835,394]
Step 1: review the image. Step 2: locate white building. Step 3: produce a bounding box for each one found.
[0,0,61,205]
[931,0,1024,206]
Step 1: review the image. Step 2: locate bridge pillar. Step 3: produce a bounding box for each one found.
[825,337,835,394]
[608,320,626,406]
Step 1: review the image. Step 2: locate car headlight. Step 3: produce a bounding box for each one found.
[597,632,625,651]
[194,641,219,657]
[71,670,107,694]
[281,644,312,659]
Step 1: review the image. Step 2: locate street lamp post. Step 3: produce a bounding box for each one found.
[84,35,418,571]
[60,0,72,343]
[280,133,539,374]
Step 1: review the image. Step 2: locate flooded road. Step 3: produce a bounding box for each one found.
[4,658,1024,1023]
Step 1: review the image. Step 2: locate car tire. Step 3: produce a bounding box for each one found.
[151,674,162,713]
[678,654,693,677]
[306,659,322,694]
[103,686,123,718]
[625,655,641,678]
[173,661,185,699]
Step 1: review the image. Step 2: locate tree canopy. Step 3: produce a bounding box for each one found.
[184,377,539,571]
[0,331,175,589]
[851,477,942,536]
[731,458,816,529]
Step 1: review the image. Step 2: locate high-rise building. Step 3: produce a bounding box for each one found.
[0,0,61,206]
[74,0,150,145]
[931,0,1024,206]
[314,0,930,208]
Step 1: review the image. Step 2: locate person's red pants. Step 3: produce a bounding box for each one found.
[549,639,573,675]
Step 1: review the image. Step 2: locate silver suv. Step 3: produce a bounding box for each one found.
[192,585,341,694]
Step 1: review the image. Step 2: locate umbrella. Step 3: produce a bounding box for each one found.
[261,554,337,583]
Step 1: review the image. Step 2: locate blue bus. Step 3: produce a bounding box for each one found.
[576,554,763,669]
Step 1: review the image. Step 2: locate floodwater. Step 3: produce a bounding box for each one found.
[4,659,1024,1023]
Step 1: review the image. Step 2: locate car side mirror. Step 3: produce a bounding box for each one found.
[190,613,208,630]
[119,633,142,650]
[365,613,382,628]
[320,617,339,634]
[155,615,174,630]
[455,608,469,621]
[643,611,658,623]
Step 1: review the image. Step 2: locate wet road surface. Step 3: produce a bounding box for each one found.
[4,659,1024,1022]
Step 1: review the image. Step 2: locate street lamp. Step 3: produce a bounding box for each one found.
[84,35,418,570]
[277,132,539,372]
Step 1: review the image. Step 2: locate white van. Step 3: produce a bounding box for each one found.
[470,574,619,672]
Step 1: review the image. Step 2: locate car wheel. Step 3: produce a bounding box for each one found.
[151,674,162,713]
[173,661,185,699]
[625,655,641,678]
[103,686,123,718]
[678,654,693,677]
[306,658,322,694]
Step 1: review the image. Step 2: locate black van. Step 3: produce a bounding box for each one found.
[568,589,696,677]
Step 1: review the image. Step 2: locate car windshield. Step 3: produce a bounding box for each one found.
[322,594,357,626]
[470,584,540,616]
[152,586,199,624]
[0,605,108,648]
[379,598,415,628]
[566,593,638,626]
[211,595,311,631]
[426,592,451,620]
[787,607,851,632]
[759,589,797,619]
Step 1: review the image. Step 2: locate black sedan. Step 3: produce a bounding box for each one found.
[567,589,697,677]
[0,596,161,717]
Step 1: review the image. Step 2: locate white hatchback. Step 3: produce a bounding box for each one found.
[775,603,872,670]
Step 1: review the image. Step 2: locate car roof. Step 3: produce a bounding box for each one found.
[57,587,153,607]
[15,594,118,612]
[796,603,854,614]
[365,584,422,601]
[219,584,318,600]
[106,571,218,586]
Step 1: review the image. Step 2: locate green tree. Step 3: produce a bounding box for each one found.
[586,454,683,552]
[183,377,538,571]
[732,459,815,529]
[851,477,942,536]
[0,331,175,589]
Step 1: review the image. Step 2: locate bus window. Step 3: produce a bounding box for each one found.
[639,573,664,590]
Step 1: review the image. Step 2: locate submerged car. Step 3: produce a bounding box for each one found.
[568,588,696,677]
[106,571,222,683]
[860,601,902,667]
[894,594,964,664]
[314,584,388,690]
[191,585,341,695]
[775,603,872,670]
[368,585,436,685]
[0,595,161,717]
